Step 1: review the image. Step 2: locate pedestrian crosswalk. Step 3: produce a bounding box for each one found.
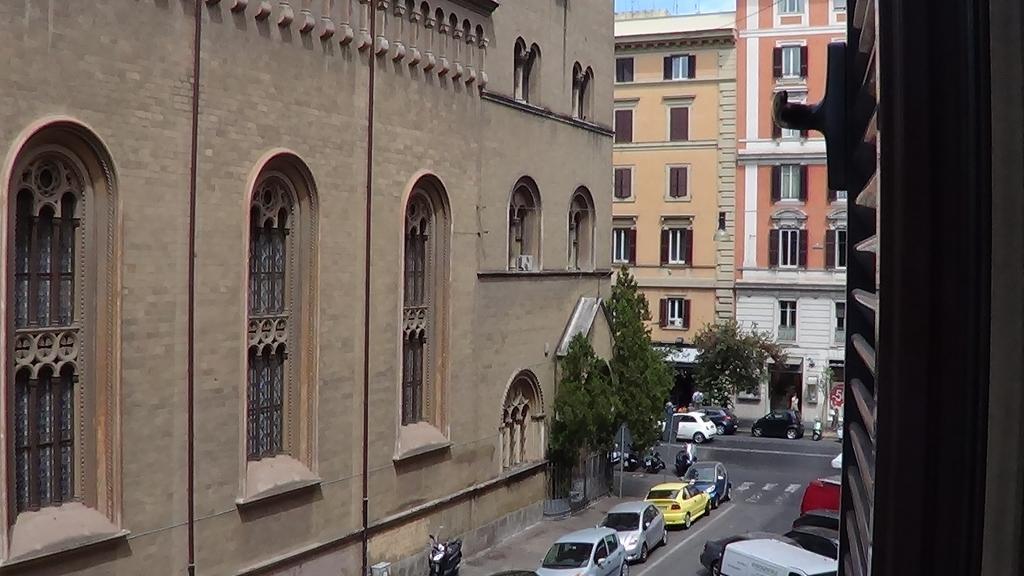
[731,482,805,505]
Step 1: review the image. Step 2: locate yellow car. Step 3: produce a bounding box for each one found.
[644,482,711,529]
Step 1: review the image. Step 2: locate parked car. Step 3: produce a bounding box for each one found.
[831,452,842,469]
[799,476,842,515]
[720,539,837,576]
[674,443,696,476]
[700,532,801,576]
[783,526,840,560]
[698,406,739,435]
[751,410,805,439]
[791,509,840,532]
[600,501,667,564]
[537,528,628,576]
[644,482,710,529]
[488,572,538,576]
[675,411,718,444]
[681,461,731,508]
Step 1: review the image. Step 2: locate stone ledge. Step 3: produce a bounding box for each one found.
[3,503,127,567]
[394,421,451,461]
[237,455,321,507]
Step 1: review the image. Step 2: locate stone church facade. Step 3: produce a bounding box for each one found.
[0,1,612,575]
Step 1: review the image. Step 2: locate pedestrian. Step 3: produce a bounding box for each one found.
[691,389,704,410]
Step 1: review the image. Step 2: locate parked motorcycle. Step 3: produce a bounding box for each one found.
[812,418,823,441]
[643,450,666,473]
[428,534,462,576]
[622,447,641,472]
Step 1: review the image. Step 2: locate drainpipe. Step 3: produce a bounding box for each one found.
[186,1,203,575]
[360,1,377,575]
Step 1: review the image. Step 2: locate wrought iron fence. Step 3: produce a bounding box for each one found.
[543,452,612,518]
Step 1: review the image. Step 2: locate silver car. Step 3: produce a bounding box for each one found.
[600,501,668,563]
[536,527,629,576]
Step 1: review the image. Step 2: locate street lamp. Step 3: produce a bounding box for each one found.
[713,211,730,242]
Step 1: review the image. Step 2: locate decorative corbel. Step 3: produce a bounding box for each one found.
[451,26,464,80]
[422,14,436,71]
[319,0,336,39]
[437,21,450,76]
[374,0,390,55]
[465,32,477,84]
[298,1,315,33]
[230,0,248,13]
[356,0,372,50]
[254,0,272,20]
[278,0,295,26]
[408,8,422,65]
[477,36,489,88]
[391,2,407,61]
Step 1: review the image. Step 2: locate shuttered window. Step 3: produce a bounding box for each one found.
[615,109,633,143]
[612,228,636,264]
[615,58,634,83]
[668,166,688,198]
[663,54,696,80]
[669,107,689,141]
[614,167,632,199]
[662,228,692,265]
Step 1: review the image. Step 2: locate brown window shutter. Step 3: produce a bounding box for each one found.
[659,299,668,327]
[799,45,808,77]
[623,168,632,197]
[798,231,808,267]
[670,107,689,141]
[773,47,783,78]
[615,110,633,143]
[679,166,688,197]
[683,299,691,330]
[825,229,836,269]
[769,229,780,267]
[627,228,637,264]
[683,228,693,264]
[668,167,679,197]
[660,229,670,264]
[799,165,809,201]
[687,54,696,79]
[663,56,673,80]
[614,168,623,198]
[771,166,781,202]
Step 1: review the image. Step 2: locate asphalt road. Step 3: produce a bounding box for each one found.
[613,432,841,576]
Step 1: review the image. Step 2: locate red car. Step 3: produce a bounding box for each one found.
[799,476,841,515]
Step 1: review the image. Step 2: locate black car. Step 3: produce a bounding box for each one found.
[698,406,739,436]
[751,409,805,439]
[783,525,840,559]
[700,532,800,575]
[792,509,841,531]
[674,443,696,476]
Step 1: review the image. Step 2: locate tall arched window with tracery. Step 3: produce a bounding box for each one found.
[500,371,544,470]
[401,178,450,429]
[568,187,595,271]
[5,123,120,552]
[508,177,541,271]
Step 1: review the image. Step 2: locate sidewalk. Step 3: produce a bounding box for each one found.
[460,496,627,576]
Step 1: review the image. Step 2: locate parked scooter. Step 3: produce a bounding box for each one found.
[622,446,642,472]
[643,450,666,473]
[812,418,823,441]
[428,534,462,576]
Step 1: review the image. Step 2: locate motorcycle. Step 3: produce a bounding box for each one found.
[622,447,641,472]
[643,450,666,473]
[812,418,823,441]
[428,534,462,576]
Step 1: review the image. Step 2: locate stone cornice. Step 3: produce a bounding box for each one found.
[480,91,615,137]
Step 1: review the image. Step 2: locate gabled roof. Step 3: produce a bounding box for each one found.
[556,297,605,357]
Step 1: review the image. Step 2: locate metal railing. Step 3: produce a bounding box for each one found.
[543,452,612,518]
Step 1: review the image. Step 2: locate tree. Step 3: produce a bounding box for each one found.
[692,320,786,408]
[549,333,617,464]
[607,268,674,453]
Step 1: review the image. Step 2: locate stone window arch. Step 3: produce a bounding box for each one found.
[244,154,319,495]
[770,208,808,230]
[568,187,595,271]
[508,176,542,271]
[826,208,848,230]
[4,121,121,557]
[401,176,451,429]
[572,63,594,120]
[515,38,541,103]
[500,371,545,470]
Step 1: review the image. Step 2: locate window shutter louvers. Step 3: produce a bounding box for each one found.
[683,299,691,330]
[663,56,672,80]
[615,110,633,143]
[799,165,809,201]
[771,166,782,202]
[798,231,808,267]
[683,228,693,265]
[659,299,668,327]
[799,45,808,77]
[623,168,632,198]
[660,229,670,264]
[627,228,637,264]
[825,229,836,269]
[687,54,696,79]
[773,47,783,78]
[679,167,688,197]
[769,229,780,267]
[614,169,621,198]
[670,108,689,141]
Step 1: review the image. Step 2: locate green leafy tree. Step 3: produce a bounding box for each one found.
[549,333,617,464]
[692,320,786,408]
[607,267,674,453]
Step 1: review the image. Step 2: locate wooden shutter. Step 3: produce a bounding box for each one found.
[768,229,780,267]
[799,165,809,201]
[660,229,669,264]
[615,109,633,143]
[627,228,637,264]
[658,299,668,327]
[687,54,696,79]
[683,228,693,265]
[683,299,691,330]
[669,167,688,198]
[771,166,782,202]
[670,107,689,141]
[663,56,673,80]
[773,47,783,78]
[825,229,836,269]
[799,45,808,77]
[623,168,632,198]
[798,231,808,267]
[614,168,623,198]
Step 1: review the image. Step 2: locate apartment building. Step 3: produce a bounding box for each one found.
[734,0,848,424]
[613,12,737,399]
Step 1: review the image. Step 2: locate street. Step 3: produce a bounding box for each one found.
[462,431,840,576]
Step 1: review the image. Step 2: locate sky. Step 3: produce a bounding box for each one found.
[613,0,737,15]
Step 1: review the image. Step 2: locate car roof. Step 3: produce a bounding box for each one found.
[488,572,538,576]
[608,501,651,514]
[683,411,706,417]
[727,539,837,571]
[788,526,840,540]
[649,482,686,490]
[555,527,614,543]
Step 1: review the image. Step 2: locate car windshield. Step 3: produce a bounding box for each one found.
[541,542,592,568]
[684,467,717,482]
[601,512,640,531]
[646,489,679,500]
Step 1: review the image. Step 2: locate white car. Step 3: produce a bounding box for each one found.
[675,411,717,444]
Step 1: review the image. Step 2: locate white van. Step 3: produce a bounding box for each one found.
[720,539,838,576]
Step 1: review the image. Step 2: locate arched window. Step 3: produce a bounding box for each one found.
[568,187,595,271]
[5,123,119,541]
[245,158,318,468]
[572,63,593,120]
[401,177,450,428]
[514,39,541,103]
[508,177,541,271]
[500,371,545,470]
